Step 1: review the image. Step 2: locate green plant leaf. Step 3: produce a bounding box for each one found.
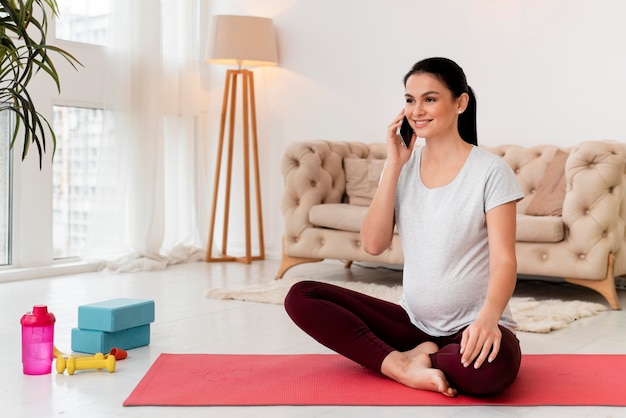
[0,0,81,168]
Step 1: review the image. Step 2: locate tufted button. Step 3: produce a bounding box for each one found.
[514,168,520,174]
[579,253,586,260]
[602,231,608,238]
[530,188,536,194]
[585,209,591,215]
[320,239,325,245]
[541,254,548,260]
[311,180,317,187]
[608,187,614,194]
[355,240,361,247]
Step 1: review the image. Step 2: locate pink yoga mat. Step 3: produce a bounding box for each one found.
[124,353,626,406]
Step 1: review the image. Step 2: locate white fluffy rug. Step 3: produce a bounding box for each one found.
[206,276,608,333]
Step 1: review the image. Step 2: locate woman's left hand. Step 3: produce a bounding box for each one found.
[459,317,502,369]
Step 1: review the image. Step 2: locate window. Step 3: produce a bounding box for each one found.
[0,111,11,266]
[55,0,110,46]
[52,106,107,259]
[0,0,110,274]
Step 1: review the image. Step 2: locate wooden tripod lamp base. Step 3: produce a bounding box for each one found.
[204,14,277,264]
[205,69,265,264]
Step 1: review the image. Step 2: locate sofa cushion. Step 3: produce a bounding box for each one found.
[311,204,565,244]
[344,158,385,206]
[516,214,565,242]
[524,149,569,216]
[309,203,368,232]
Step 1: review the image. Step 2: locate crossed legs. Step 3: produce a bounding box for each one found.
[284,280,521,396]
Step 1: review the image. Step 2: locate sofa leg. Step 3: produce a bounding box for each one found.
[275,254,323,279]
[275,237,323,279]
[344,261,353,269]
[564,253,621,310]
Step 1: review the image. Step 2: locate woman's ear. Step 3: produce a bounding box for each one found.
[457,92,469,114]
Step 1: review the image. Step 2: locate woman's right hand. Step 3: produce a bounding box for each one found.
[387,110,416,167]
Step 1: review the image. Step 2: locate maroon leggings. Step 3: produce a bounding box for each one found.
[284,280,521,396]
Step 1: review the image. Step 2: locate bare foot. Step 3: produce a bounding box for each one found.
[402,341,438,359]
[381,351,457,397]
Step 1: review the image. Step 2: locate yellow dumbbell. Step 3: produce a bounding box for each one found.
[57,353,116,375]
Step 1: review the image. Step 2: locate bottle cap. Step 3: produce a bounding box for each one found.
[20,305,56,327]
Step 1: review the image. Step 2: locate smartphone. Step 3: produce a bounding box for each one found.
[399,116,413,148]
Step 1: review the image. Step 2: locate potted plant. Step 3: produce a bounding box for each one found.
[0,0,80,168]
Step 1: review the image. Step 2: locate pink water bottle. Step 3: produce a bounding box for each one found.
[20,305,56,375]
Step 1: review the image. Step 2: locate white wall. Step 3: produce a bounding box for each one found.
[205,0,626,260]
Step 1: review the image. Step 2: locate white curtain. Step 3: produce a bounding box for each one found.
[83,0,211,271]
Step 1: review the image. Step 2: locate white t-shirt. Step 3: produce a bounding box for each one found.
[396,145,524,337]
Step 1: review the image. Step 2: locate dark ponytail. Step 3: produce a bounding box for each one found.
[458,86,477,146]
[403,57,478,146]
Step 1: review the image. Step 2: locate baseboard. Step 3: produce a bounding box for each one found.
[0,260,104,283]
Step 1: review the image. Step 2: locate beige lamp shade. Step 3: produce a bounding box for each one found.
[207,15,278,67]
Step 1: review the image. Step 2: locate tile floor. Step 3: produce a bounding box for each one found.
[1,259,625,417]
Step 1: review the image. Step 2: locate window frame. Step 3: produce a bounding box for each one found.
[0,7,109,279]
[0,112,14,267]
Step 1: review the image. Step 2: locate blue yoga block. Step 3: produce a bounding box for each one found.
[71,324,151,354]
[77,298,155,332]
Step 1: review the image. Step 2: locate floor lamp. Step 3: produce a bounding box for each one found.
[205,15,278,264]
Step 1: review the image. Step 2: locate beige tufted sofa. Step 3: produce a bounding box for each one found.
[278,140,626,309]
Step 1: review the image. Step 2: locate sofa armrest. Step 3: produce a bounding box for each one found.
[562,140,626,268]
[280,140,386,245]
